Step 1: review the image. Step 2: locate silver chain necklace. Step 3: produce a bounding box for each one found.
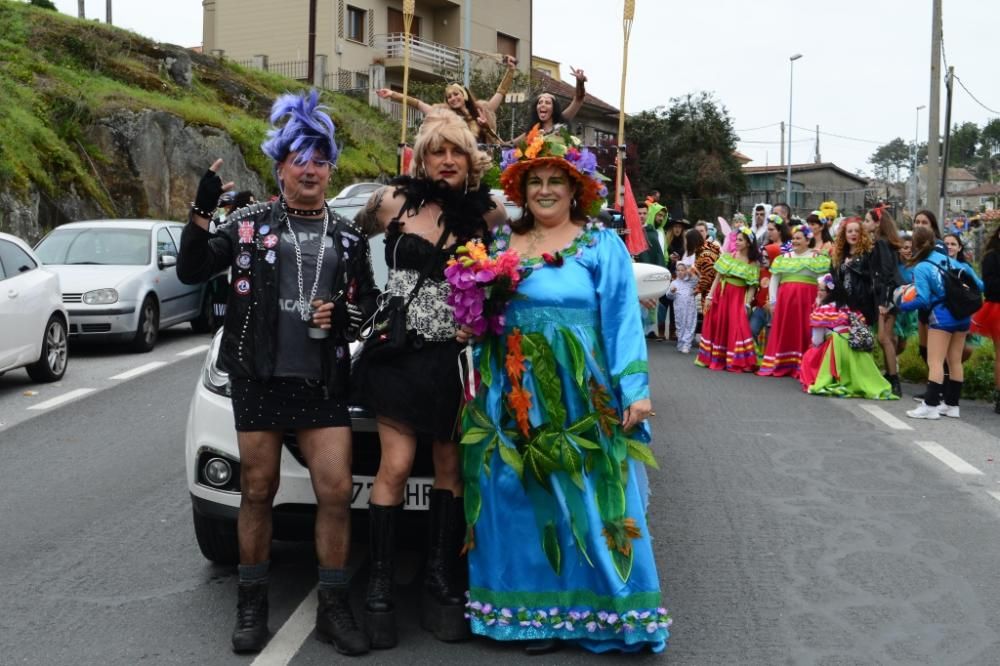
[282,203,330,322]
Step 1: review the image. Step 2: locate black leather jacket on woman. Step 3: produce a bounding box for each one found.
[177,200,378,399]
[871,238,902,310]
[831,250,878,326]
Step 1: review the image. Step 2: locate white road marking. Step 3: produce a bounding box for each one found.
[25,388,97,411]
[250,586,318,666]
[109,362,168,380]
[988,492,1000,504]
[915,441,985,476]
[859,404,914,431]
[176,344,210,357]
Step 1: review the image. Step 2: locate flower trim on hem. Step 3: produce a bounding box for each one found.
[465,600,672,636]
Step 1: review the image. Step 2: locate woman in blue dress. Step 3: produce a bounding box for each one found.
[457,126,669,654]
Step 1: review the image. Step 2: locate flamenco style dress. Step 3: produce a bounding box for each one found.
[798,304,895,399]
[695,253,760,372]
[461,222,670,653]
[757,251,830,377]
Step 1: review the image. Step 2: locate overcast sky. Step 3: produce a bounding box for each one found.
[55,0,998,175]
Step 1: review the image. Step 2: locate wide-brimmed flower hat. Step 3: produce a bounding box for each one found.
[500,125,607,217]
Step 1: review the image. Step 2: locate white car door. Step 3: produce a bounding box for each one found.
[0,239,48,370]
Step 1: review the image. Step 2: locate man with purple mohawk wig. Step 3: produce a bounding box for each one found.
[178,89,377,656]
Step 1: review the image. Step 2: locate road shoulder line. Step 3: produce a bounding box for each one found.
[859,403,914,431]
[25,388,97,411]
[915,440,985,475]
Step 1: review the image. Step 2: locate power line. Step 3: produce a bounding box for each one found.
[739,138,811,145]
[790,124,886,145]
[735,122,782,133]
[953,74,1000,115]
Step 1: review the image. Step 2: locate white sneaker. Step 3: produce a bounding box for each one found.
[906,402,941,420]
[937,404,961,418]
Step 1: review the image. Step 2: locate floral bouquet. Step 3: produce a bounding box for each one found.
[445,239,523,336]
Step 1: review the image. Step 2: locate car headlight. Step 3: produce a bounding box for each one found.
[201,332,230,397]
[83,288,118,305]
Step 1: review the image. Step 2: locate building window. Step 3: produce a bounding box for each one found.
[497,32,518,60]
[347,6,365,43]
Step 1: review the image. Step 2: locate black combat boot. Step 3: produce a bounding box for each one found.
[993,389,1000,415]
[421,489,469,642]
[316,587,370,656]
[365,503,401,649]
[888,374,902,398]
[231,581,270,653]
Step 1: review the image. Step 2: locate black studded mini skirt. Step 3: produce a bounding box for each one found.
[230,377,350,432]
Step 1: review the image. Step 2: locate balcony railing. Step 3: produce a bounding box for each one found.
[375,33,461,70]
[379,99,425,130]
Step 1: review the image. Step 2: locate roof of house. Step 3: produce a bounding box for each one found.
[531,68,619,116]
[741,162,868,185]
[918,165,978,181]
[953,182,1000,196]
[733,150,753,164]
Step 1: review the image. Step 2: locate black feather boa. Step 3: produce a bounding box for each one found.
[389,176,495,244]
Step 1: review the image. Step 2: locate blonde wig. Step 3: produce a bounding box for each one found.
[409,108,492,188]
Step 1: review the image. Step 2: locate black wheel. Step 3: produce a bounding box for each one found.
[26,315,68,382]
[130,296,159,353]
[190,291,213,334]
[192,505,239,565]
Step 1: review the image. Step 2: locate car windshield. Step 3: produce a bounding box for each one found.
[35,228,151,266]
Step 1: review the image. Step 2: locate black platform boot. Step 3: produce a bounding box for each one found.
[421,489,469,642]
[888,374,902,398]
[365,503,401,649]
[316,587,370,656]
[231,581,270,653]
[993,389,1000,415]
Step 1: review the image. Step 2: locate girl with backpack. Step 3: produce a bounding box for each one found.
[896,227,983,420]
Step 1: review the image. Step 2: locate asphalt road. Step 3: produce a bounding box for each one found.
[1,339,999,665]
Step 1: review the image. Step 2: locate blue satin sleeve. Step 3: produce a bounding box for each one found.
[589,229,650,407]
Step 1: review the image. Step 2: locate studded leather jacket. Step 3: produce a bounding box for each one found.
[178,200,378,399]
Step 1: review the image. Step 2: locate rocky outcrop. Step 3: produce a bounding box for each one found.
[0,109,266,243]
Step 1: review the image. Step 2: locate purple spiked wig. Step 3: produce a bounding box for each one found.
[260,89,339,166]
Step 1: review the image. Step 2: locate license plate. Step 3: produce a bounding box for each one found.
[350,475,432,510]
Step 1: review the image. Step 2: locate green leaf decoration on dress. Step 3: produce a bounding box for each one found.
[498,441,524,480]
[465,480,482,536]
[615,359,648,382]
[626,438,659,469]
[612,545,634,582]
[602,517,641,582]
[478,337,495,389]
[559,435,585,490]
[560,328,588,394]
[465,401,493,430]
[460,426,491,445]
[523,332,567,425]
[543,522,562,575]
[593,451,626,523]
[555,475,594,567]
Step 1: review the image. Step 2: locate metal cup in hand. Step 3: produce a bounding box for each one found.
[307,293,330,340]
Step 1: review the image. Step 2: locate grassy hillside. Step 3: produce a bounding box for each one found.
[0,0,397,212]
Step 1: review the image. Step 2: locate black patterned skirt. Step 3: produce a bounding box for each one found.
[230,377,350,432]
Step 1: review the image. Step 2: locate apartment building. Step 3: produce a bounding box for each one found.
[202,0,531,120]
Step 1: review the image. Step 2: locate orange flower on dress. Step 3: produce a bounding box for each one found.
[466,239,488,263]
[601,517,643,557]
[507,385,533,438]
[505,329,526,384]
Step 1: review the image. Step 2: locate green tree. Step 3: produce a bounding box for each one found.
[28,0,57,8]
[868,137,911,182]
[948,121,980,167]
[627,92,744,220]
[974,118,1000,182]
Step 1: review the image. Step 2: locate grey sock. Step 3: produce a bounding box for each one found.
[238,560,270,584]
[318,567,349,591]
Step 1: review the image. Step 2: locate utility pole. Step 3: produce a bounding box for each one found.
[77,0,84,18]
[307,0,317,86]
[940,66,955,215]
[780,121,785,166]
[106,0,111,24]
[927,0,943,220]
[814,124,820,163]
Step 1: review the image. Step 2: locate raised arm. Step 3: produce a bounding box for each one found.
[561,66,588,121]
[482,56,517,113]
[484,194,511,229]
[375,88,434,116]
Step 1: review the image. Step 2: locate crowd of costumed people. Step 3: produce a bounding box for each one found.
[634,197,999,420]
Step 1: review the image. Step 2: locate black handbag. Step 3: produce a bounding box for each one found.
[359,230,448,360]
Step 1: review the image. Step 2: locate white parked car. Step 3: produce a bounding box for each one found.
[33,220,219,352]
[0,232,69,382]
[185,214,432,565]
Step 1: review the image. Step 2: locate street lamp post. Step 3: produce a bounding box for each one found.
[912,104,926,214]
[786,54,802,211]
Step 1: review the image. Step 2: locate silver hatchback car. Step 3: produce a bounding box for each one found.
[33,220,217,352]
